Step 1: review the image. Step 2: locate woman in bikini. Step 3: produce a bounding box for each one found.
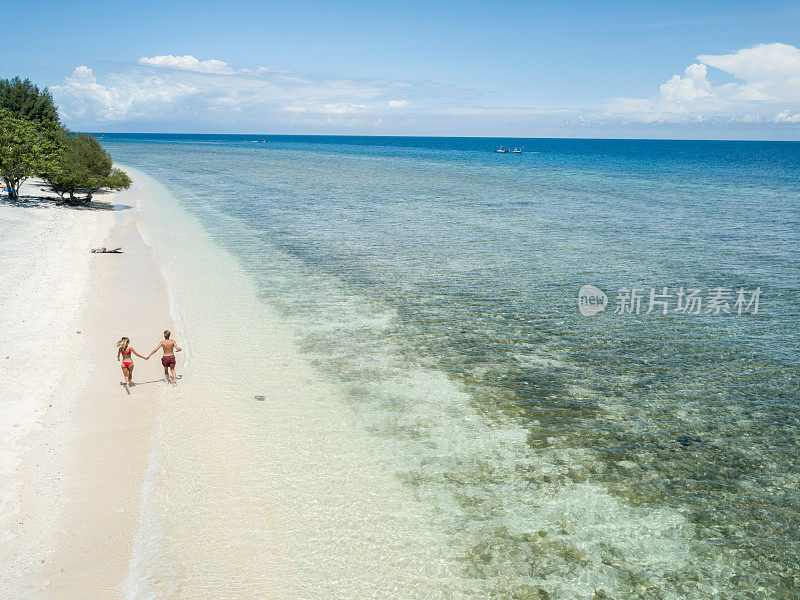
[117,337,148,393]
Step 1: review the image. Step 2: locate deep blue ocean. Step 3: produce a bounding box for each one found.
[103,134,800,599]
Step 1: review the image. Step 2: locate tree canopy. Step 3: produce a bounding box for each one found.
[0,75,130,204]
[44,131,131,204]
[0,77,61,199]
[0,77,60,126]
[0,109,59,200]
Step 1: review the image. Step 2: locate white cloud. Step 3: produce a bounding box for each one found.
[53,56,439,128]
[698,43,800,91]
[55,66,118,119]
[51,47,800,136]
[138,55,233,74]
[54,65,201,122]
[659,63,713,103]
[606,43,800,123]
[284,103,370,115]
[774,110,800,123]
[56,55,561,134]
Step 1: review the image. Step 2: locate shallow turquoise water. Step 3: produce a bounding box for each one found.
[107,135,800,599]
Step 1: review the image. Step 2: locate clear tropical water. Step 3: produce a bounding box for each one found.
[105,135,800,599]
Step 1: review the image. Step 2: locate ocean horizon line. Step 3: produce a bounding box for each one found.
[89,132,800,144]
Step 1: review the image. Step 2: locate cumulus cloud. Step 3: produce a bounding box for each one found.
[52,54,471,130]
[54,65,201,122]
[54,54,573,134]
[774,110,800,123]
[659,63,713,103]
[699,43,800,95]
[138,54,233,74]
[605,43,800,124]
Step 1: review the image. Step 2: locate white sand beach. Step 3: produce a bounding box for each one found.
[0,178,174,598]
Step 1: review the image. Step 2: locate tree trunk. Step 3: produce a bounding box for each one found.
[4,177,20,200]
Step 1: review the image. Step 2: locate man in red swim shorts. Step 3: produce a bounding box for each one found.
[147,330,182,386]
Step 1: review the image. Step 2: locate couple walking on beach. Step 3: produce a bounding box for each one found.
[116,330,182,393]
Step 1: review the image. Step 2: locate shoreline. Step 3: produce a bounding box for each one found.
[0,177,174,598]
[117,167,469,599]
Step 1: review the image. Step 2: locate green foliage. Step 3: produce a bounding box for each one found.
[0,109,60,200]
[44,131,131,204]
[0,77,60,126]
[107,167,133,191]
[0,75,129,204]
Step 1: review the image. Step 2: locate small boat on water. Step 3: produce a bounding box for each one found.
[495,146,523,153]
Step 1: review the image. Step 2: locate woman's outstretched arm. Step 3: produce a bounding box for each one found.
[131,347,149,359]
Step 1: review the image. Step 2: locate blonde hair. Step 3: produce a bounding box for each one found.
[117,337,130,351]
[164,330,171,339]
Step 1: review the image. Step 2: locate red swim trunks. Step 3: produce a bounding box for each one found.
[162,355,176,368]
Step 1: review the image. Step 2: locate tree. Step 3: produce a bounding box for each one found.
[44,131,131,204]
[0,109,59,200]
[0,77,60,126]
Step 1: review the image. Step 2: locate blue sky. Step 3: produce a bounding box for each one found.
[3,0,800,138]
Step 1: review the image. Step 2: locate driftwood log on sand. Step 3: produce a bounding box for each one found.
[91,247,123,253]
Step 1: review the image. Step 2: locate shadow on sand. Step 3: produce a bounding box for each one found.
[120,375,184,389]
[3,187,132,211]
